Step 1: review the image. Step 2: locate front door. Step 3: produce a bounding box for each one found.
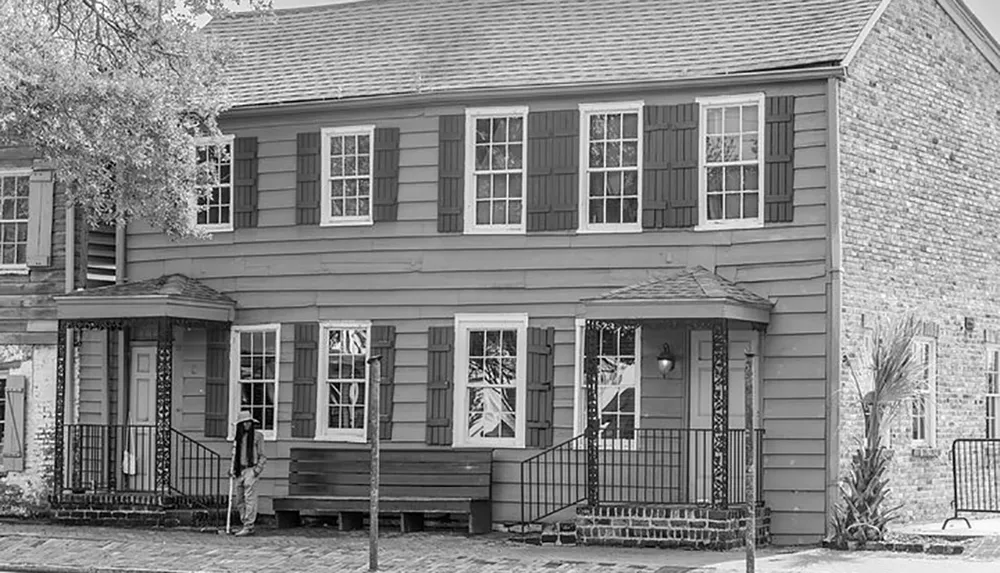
[688,329,760,503]
[124,345,157,491]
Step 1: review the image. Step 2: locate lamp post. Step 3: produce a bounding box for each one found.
[367,354,382,572]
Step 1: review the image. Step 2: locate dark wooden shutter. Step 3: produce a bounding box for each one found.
[527,110,579,232]
[204,328,230,438]
[764,96,796,223]
[26,170,55,267]
[296,132,321,225]
[233,136,259,229]
[370,325,397,440]
[373,128,400,223]
[437,115,464,233]
[1,375,25,471]
[292,323,319,438]
[643,104,698,228]
[425,326,455,445]
[526,327,556,448]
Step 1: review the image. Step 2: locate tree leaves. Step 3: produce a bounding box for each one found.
[0,0,270,238]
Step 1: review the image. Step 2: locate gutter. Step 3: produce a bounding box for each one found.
[824,75,845,538]
[221,65,848,118]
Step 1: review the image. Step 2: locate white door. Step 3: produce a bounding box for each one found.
[688,329,760,503]
[125,346,157,491]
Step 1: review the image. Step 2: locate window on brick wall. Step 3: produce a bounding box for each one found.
[910,337,937,447]
[987,347,999,439]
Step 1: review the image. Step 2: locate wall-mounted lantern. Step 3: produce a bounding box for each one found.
[656,343,677,377]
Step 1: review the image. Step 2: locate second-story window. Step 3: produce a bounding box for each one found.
[987,347,999,439]
[579,102,643,233]
[194,136,234,232]
[0,171,30,269]
[321,126,374,226]
[465,107,528,233]
[698,94,765,229]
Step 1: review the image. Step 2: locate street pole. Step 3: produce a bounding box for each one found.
[368,355,382,572]
[744,345,756,573]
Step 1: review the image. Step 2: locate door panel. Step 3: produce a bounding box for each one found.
[125,346,157,491]
[688,329,760,502]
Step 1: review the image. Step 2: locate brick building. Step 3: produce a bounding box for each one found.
[837,0,1000,524]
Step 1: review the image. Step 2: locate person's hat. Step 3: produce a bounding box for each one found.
[234,410,258,425]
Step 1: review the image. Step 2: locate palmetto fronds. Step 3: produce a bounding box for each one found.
[832,314,923,545]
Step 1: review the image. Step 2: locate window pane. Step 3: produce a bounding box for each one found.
[707,108,723,134]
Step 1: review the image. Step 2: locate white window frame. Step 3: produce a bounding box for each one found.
[192,135,235,233]
[910,336,937,448]
[452,313,529,448]
[572,319,642,450]
[987,346,1000,439]
[696,93,766,231]
[577,101,644,234]
[464,106,529,234]
[0,168,32,274]
[316,320,372,443]
[228,324,281,441]
[320,125,376,227]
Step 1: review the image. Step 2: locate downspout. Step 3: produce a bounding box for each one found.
[824,76,845,537]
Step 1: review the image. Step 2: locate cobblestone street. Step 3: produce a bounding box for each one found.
[0,521,999,573]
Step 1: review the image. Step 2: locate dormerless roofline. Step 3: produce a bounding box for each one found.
[221,65,847,118]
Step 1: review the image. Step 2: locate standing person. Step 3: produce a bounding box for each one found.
[230,410,266,536]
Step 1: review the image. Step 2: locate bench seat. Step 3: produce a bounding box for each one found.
[272,448,494,535]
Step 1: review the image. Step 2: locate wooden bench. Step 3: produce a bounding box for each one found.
[272,448,493,534]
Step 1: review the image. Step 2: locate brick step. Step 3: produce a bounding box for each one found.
[502,522,578,546]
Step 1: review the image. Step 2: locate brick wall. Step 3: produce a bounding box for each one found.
[575,505,771,550]
[839,0,1000,524]
[0,345,57,516]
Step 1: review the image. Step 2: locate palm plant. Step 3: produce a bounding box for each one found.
[831,314,923,546]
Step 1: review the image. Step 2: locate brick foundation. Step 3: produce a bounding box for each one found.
[575,504,771,550]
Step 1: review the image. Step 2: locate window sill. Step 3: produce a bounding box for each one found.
[694,220,764,232]
[464,225,526,235]
[195,225,234,234]
[576,225,643,235]
[313,433,367,444]
[911,446,941,459]
[320,219,374,228]
[0,266,29,276]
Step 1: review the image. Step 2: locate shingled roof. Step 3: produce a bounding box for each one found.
[58,274,235,305]
[587,266,773,309]
[204,0,882,108]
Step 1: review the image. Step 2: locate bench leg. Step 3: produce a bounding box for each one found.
[275,510,301,529]
[400,513,425,533]
[339,511,364,531]
[468,501,492,535]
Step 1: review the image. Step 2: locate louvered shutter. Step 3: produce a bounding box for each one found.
[1,375,25,471]
[296,132,321,225]
[370,325,397,440]
[204,328,230,438]
[764,96,796,223]
[372,128,400,223]
[643,104,698,228]
[26,170,54,267]
[526,111,579,232]
[425,326,455,445]
[525,327,556,448]
[437,115,465,233]
[233,137,259,229]
[292,323,319,438]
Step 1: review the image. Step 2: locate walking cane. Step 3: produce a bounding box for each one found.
[225,475,234,534]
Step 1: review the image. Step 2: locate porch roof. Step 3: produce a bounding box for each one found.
[54,274,235,324]
[580,266,774,324]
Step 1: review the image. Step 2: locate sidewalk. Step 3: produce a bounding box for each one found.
[0,520,997,573]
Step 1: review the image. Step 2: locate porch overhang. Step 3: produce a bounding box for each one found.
[578,265,775,325]
[53,274,236,325]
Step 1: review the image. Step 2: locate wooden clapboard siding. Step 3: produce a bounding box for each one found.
[122,80,832,542]
[0,162,66,343]
[76,330,107,424]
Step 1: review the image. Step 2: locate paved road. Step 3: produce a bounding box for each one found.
[0,521,997,573]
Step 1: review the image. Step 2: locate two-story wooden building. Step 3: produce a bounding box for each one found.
[47,0,1000,547]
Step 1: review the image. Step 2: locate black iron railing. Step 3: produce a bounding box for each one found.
[943,438,1000,529]
[62,424,224,508]
[520,428,765,525]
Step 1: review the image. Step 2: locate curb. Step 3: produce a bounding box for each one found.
[1,565,211,573]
